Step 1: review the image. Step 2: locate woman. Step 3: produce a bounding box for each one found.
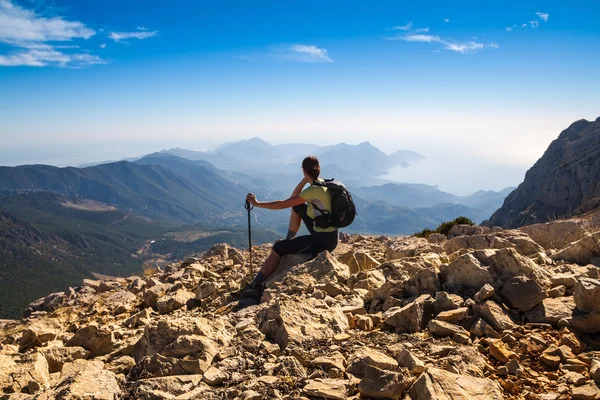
[239,156,338,302]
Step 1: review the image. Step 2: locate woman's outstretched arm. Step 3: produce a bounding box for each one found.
[246,193,306,210]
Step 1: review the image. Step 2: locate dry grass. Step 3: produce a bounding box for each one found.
[143,266,158,277]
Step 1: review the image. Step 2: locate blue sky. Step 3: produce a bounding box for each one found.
[1,0,599,192]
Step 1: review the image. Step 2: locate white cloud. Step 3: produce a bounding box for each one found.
[286,44,332,62]
[396,34,486,54]
[445,41,484,53]
[505,27,512,32]
[137,26,148,31]
[392,22,412,31]
[109,30,158,42]
[416,27,429,33]
[522,23,528,28]
[0,0,95,48]
[536,12,549,22]
[443,18,450,22]
[0,48,104,67]
[489,43,499,48]
[0,0,103,67]
[100,43,106,49]
[529,20,539,28]
[401,34,441,43]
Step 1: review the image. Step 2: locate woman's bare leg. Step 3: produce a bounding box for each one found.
[288,207,301,236]
[259,251,282,278]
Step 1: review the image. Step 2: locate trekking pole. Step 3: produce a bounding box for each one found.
[244,200,254,279]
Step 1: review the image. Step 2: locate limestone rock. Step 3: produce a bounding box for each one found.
[259,298,348,349]
[383,294,434,333]
[310,352,346,372]
[39,346,89,373]
[19,318,63,352]
[520,220,587,250]
[203,366,228,386]
[474,300,516,331]
[574,277,600,313]
[274,356,307,378]
[552,231,600,265]
[436,307,469,323]
[102,290,139,315]
[428,319,469,338]
[358,365,406,400]
[303,379,348,400]
[131,316,234,378]
[396,349,425,374]
[499,276,547,311]
[130,374,211,399]
[409,367,503,400]
[67,323,116,357]
[346,347,398,378]
[433,291,464,314]
[386,237,444,259]
[441,253,494,292]
[474,284,495,302]
[156,289,195,315]
[524,297,575,325]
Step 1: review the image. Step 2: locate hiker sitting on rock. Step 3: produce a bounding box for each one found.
[239,156,338,302]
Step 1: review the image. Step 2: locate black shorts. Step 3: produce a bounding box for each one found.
[272,204,338,258]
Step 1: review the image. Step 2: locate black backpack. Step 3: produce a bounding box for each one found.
[312,179,357,229]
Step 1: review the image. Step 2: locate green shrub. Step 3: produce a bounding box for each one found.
[414,216,474,238]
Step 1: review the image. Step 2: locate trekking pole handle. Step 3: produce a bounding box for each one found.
[245,200,254,211]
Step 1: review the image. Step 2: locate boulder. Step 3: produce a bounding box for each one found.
[39,346,90,373]
[428,319,469,338]
[436,307,469,323]
[524,297,575,325]
[265,251,349,290]
[433,292,464,314]
[102,290,139,315]
[574,278,600,313]
[1,353,50,394]
[386,237,444,260]
[441,253,495,292]
[499,276,547,311]
[358,365,407,400]
[346,348,398,378]
[274,356,307,378]
[67,324,116,357]
[473,301,516,331]
[520,220,587,250]
[310,352,346,372]
[562,313,600,334]
[131,316,234,378]
[259,298,348,349]
[156,289,195,315]
[551,231,600,265]
[447,224,490,238]
[473,284,495,302]
[409,367,503,400]
[303,379,348,400]
[396,349,425,374]
[383,294,434,333]
[19,318,63,352]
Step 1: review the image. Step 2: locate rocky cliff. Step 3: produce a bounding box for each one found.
[487,117,600,228]
[1,218,600,399]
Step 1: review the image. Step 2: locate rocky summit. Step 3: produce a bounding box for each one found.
[2,220,600,400]
[487,117,600,229]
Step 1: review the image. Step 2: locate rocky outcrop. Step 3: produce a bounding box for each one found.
[2,230,600,399]
[487,117,600,228]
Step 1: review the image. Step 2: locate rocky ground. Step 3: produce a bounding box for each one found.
[2,218,600,399]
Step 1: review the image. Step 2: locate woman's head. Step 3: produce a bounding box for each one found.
[302,156,320,180]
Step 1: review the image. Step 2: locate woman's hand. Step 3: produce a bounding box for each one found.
[246,193,258,206]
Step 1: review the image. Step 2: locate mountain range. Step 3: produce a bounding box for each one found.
[0,139,511,318]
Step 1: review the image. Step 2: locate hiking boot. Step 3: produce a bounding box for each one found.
[233,282,262,302]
